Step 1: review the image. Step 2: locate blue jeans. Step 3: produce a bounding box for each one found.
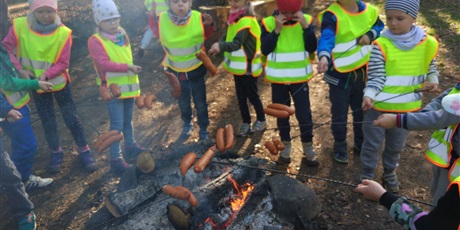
[31,84,88,151]
[271,83,313,143]
[178,76,209,130]
[107,98,135,159]
[1,106,37,181]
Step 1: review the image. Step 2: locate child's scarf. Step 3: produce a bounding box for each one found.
[227,7,246,25]
[167,9,192,25]
[381,25,426,51]
[97,28,125,46]
[27,12,61,34]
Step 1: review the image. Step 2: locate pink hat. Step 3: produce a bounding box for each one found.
[28,0,58,12]
[275,0,303,12]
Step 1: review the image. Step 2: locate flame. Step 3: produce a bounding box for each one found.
[204,175,254,229]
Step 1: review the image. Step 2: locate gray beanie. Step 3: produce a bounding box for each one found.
[385,0,420,19]
[92,0,120,25]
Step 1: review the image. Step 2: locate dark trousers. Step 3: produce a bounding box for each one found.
[31,83,88,151]
[0,151,34,221]
[271,82,313,143]
[234,75,265,124]
[328,72,365,152]
[178,76,209,130]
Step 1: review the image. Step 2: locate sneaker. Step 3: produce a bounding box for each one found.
[251,120,266,133]
[383,172,399,193]
[79,150,97,173]
[18,212,36,230]
[278,141,291,163]
[237,123,250,137]
[24,175,53,192]
[181,123,193,137]
[333,152,348,164]
[137,48,145,58]
[359,174,374,183]
[48,151,63,174]
[110,158,131,175]
[302,142,319,167]
[353,146,361,155]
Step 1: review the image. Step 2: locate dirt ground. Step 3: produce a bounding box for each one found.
[0,0,459,229]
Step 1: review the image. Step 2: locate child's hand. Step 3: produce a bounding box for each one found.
[292,11,308,28]
[202,13,214,26]
[145,10,155,18]
[129,65,142,74]
[208,43,220,56]
[38,74,47,81]
[353,179,386,201]
[373,114,397,129]
[6,109,23,122]
[358,34,371,46]
[274,14,286,34]
[317,56,329,73]
[18,69,34,79]
[38,81,53,92]
[425,82,441,94]
[362,96,374,111]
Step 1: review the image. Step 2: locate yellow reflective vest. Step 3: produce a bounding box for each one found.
[90,34,140,99]
[373,36,439,112]
[223,16,262,77]
[318,2,378,73]
[145,0,168,15]
[13,17,71,93]
[426,88,460,182]
[262,14,314,84]
[159,11,204,72]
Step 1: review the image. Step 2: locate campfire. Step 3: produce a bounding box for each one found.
[85,141,322,230]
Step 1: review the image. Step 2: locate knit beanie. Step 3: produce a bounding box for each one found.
[92,0,120,25]
[275,0,303,12]
[28,0,57,12]
[385,0,419,19]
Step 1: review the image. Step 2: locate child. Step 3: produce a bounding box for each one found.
[208,0,266,137]
[354,179,460,229]
[158,0,215,141]
[2,0,97,174]
[317,0,384,164]
[373,82,460,204]
[360,0,439,193]
[138,0,167,58]
[0,44,54,191]
[0,96,37,230]
[88,0,144,174]
[261,0,318,166]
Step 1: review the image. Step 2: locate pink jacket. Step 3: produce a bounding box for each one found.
[1,25,71,80]
[87,36,130,81]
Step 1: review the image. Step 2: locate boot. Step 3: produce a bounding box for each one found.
[278,141,291,163]
[303,142,319,167]
[333,140,348,163]
[79,150,97,172]
[48,151,63,174]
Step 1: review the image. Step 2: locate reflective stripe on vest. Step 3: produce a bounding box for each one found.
[373,36,439,112]
[159,11,204,72]
[13,17,70,93]
[449,159,460,182]
[426,88,460,170]
[2,90,29,109]
[222,16,262,77]
[318,2,378,73]
[145,0,168,14]
[262,14,314,83]
[91,34,140,99]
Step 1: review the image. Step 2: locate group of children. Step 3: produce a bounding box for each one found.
[0,0,459,229]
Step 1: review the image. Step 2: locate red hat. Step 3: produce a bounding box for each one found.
[275,0,303,12]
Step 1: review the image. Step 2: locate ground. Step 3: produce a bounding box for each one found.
[0,0,459,229]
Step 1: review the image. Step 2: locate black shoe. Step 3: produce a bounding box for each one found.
[137,48,145,58]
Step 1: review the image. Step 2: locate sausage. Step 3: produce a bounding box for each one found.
[196,50,217,76]
[162,185,190,200]
[268,103,295,115]
[193,145,216,173]
[180,152,197,176]
[215,128,225,152]
[165,71,181,98]
[109,83,121,98]
[272,138,285,151]
[224,124,234,150]
[144,94,157,110]
[264,141,278,155]
[174,186,198,206]
[99,85,112,102]
[264,107,290,119]
[94,130,120,150]
[97,133,123,153]
[136,95,145,109]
